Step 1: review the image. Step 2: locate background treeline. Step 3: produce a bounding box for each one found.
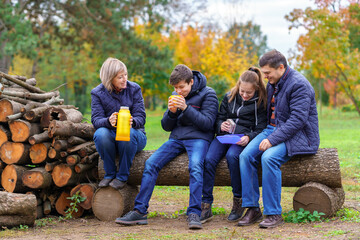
[0,0,359,116]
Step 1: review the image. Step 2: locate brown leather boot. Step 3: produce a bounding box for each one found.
[259,214,284,228]
[227,197,245,222]
[237,207,263,226]
[200,202,213,223]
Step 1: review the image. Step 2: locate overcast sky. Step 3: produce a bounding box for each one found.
[206,0,316,59]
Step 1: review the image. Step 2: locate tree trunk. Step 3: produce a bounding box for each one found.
[0,124,11,147]
[29,142,51,164]
[0,71,45,93]
[66,155,81,166]
[293,182,345,218]
[67,136,87,145]
[70,183,97,210]
[9,119,42,142]
[22,167,53,189]
[78,144,96,157]
[43,200,52,215]
[55,191,84,218]
[0,99,24,122]
[48,120,94,139]
[97,148,342,188]
[28,131,51,145]
[1,164,31,193]
[48,147,61,160]
[0,192,37,227]
[41,107,83,128]
[52,163,96,187]
[67,142,94,154]
[45,161,62,172]
[54,139,69,151]
[0,141,31,165]
[81,152,99,164]
[92,185,139,221]
[75,162,97,174]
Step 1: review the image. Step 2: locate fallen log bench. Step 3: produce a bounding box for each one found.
[94,148,344,220]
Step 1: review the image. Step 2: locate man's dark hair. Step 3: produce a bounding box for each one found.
[169,64,193,85]
[259,49,288,69]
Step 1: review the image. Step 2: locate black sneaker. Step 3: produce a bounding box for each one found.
[109,179,127,190]
[200,202,213,223]
[227,197,245,222]
[98,178,113,188]
[187,213,202,230]
[115,210,148,225]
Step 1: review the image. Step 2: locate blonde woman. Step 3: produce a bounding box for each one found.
[91,57,147,190]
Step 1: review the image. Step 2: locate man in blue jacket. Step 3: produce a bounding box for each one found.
[237,50,320,228]
[116,64,219,229]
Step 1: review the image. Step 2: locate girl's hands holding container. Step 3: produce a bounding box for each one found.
[236,135,250,146]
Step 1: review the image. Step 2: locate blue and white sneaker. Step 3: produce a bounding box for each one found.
[115,210,148,225]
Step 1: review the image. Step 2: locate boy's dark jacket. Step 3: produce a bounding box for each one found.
[266,67,320,157]
[91,81,146,133]
[161,71,218,142]
[216,92,267,141]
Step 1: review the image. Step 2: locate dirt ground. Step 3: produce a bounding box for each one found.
[2,200,360,240]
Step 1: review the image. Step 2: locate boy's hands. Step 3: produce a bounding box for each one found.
[168,95,186,113]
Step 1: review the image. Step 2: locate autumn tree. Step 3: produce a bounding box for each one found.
[286,0,360,115]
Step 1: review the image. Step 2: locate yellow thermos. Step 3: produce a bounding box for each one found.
[115,106,131,141]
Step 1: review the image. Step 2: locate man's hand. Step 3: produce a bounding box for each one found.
[236,135,250,146]
[259,139,272,151]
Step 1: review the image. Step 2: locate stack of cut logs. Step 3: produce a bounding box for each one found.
[0,71,98,227]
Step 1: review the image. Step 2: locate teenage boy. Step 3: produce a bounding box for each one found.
[116,64,218,229]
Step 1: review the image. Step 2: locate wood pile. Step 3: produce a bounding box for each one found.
[0,71,99,226]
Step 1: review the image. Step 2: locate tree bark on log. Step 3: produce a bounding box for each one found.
[55,191,84,218]
[78,144,96,158]
[0,99,24,122]
[22,167,53,189]
[54,139,69,151]
[0,124,11,147]
[1,164,31,192]
[0,141,31,165]
[70,183,97,210]
[92,185,139,221]
[0,191,36,227]
[9,120,42,142]
[48,120,95,139]
[68,136,87,145]
[66,155,81,166]
[0,71,45,93]
[28,131,51,145]
[41,108,83,128]
[45,161,62,172]
[67,142,94,154]
[81,152,99,164]
[97,148,342,188]
[29,142,51,164]
[293,182,345,218]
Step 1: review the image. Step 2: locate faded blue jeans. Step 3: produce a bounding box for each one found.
[134,138,209,216]
[94,127,147,182]
[202,138,244,204]
[240,125,290,215]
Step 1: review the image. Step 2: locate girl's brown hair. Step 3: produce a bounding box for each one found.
[228,67,267,108]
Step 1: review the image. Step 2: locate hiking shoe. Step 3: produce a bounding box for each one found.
[187,213,203,230]
[259,214,284,228]
[227,197,245,222]
[200,202,213,223]
[115,210,148,225]
[109,179,127,190]
[98,178,113,188]
[237,207,263,226]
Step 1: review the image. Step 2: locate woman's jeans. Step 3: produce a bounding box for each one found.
[202,138,245,204]
[94,127,147,182]
[240,125,290,215]
[134,138,209,217]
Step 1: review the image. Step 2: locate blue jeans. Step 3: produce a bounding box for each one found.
[202,138,244,204]
[134,138,209,216]
[94,127,147,182]
[240,125,290,215]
